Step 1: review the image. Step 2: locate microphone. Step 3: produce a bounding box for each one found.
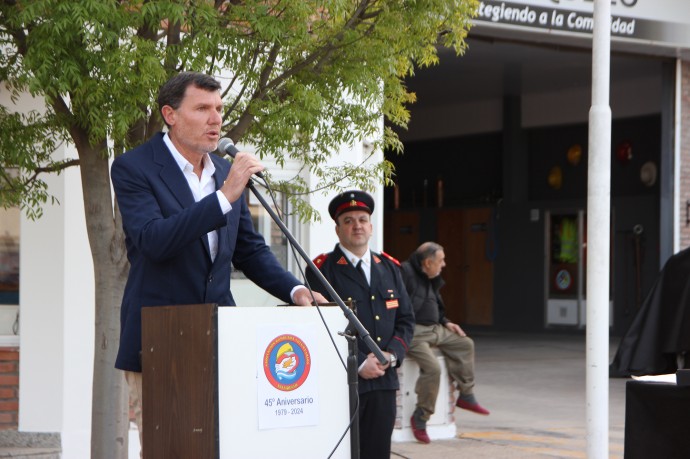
[217,137,264,179]
[217,137,240,158]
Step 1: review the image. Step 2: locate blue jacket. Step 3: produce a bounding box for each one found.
[306,245,414,394]
[111,133,301,372]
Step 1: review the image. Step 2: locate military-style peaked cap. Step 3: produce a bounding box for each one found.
[328,190,374,220]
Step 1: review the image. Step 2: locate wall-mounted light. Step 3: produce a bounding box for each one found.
[615,140,633,165]
[547,166,562,190]
[567,144,582,166]
[640,161,657,187]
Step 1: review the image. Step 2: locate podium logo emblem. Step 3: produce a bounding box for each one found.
[263,334,312,391]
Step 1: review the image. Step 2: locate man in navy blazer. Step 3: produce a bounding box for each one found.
[111,72,325,446]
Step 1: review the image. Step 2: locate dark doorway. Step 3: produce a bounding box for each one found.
[384,208,495,326]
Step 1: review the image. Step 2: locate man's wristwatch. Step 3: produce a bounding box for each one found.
[388,353,397,367]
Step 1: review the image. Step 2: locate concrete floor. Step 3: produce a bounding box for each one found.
[391,332,627,459]
[0,332,628,458]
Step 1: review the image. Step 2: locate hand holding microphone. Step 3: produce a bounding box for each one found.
[217,138,265,178]
[217,138,265,202]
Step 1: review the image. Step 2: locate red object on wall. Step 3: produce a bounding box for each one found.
[616,140,633,164]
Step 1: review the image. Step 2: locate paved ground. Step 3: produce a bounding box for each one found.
[390,332,627,459]
[0,331,628,458]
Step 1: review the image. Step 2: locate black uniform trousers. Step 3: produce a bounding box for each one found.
[358,389,397,459]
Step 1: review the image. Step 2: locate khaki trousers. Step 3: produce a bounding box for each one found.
[125,371,143,457]
[407,324,475,420]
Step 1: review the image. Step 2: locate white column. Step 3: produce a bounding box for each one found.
[586,1,611,458]
[19,143,95,458]
[673,58,682,253]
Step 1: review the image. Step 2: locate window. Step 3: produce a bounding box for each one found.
[231,191,291,278]
[0,206,20,336]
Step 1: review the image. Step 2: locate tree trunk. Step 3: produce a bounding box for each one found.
[77,142,130,459]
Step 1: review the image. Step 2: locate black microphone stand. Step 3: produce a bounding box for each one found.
[244,178,388,459]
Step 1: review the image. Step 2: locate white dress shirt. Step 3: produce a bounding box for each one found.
[163,134,231,261]
[338,244,371,285]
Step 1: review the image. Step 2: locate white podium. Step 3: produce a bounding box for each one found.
[142,304,350,459]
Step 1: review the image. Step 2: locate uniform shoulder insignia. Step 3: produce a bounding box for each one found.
[312,253,329,267]
[380,251,401,267]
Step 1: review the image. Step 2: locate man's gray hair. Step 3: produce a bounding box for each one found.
[416,241,444,261]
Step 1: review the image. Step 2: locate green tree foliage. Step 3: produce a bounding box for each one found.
[0,1,477,457]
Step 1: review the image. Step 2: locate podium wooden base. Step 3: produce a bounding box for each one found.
[142,303,218,459]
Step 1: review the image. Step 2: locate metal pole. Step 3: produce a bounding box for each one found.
[587,1,611,458]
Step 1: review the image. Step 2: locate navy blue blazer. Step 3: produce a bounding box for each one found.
[306,245,414,394]
[111,133,302,372]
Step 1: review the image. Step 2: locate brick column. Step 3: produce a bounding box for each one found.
[0,347,19,430]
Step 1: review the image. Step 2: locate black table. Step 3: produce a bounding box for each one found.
[624,380,690,459]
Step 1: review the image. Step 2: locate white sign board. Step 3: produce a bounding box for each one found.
[217,306,351,459]
[473,0,690,48]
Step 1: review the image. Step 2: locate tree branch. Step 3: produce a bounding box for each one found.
[28,158,80,182]
[37,158,80,172]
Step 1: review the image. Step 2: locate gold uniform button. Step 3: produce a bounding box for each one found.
[347,297,352,301]
[376,337,381,342]
[390,294,394,298]
[371,295,375,300]
[375,315,380,320]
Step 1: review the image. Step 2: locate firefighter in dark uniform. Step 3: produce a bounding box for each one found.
[306,190,414,459]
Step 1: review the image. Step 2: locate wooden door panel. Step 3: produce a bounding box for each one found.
[383,211,420,262]
[463,208,494,325]
[437,210,467,325]
[437,208,494,326]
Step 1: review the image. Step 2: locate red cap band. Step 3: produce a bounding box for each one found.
[335,200,370,217]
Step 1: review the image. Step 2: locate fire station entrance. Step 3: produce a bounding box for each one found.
[383,34,669,334]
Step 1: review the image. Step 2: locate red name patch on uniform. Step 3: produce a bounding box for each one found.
[385,299,399,309]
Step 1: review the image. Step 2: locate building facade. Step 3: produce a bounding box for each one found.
[385,0,690,337]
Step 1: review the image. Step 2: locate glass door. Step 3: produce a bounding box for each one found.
[545,211,583,327]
